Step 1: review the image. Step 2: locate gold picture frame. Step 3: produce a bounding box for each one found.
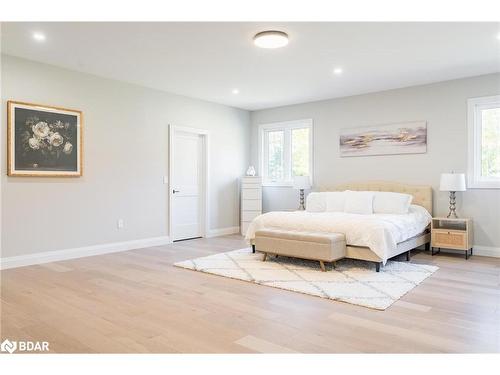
[7,100,83,177]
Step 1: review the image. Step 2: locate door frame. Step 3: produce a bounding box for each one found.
[168,124,209,241]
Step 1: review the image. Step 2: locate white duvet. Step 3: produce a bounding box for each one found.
[246,205,431,264]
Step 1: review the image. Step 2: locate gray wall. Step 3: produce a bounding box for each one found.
[1,55,250,258]
[250,73,500,249]
[2,54,499,258]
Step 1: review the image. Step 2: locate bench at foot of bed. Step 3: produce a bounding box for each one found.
[253,230,424,272]
[254,229,346,272]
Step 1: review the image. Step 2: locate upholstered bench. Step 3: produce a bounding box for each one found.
[254,229,346,271]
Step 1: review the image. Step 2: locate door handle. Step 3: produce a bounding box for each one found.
[172,189,180,194]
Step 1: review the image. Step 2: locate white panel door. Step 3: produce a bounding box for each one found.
[171,130,202,241]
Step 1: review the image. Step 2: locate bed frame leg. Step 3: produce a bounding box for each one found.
[252,244,255,253]
[406,250,411,261]
[319,261,326,272]
[375,262,381,272]
[262,253,267,262]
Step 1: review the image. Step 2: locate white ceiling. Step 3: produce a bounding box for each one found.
[2,22,499,110]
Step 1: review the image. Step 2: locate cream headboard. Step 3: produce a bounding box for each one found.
[319,181,433,214]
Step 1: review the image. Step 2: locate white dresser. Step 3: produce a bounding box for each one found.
[240,176,262,236]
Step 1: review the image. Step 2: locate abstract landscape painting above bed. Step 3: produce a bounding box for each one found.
[340,121,427,157]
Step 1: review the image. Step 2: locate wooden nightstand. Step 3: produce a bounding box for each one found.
[431,217,473,259]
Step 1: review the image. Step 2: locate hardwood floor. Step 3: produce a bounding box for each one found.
[1,235,499,353]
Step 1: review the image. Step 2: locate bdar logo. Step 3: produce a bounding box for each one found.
[0,339,49,353]
[1,339,17,354]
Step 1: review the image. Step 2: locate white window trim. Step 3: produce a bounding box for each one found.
[258,119,313,187]
[467,95,500,189]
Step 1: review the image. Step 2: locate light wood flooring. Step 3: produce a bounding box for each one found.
[1,235,499,353]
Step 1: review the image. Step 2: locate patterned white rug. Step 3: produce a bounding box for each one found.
[174,248,438,310]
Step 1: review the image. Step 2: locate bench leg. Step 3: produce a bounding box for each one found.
[252,244,255,253]
[375,262,381,272]
[332,261,336,269]
[319,260,326,272]
[262,253,267,262]
[406,250,411,261]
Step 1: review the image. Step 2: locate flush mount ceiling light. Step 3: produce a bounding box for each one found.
[333,67,343,75]
[253,30,289,49]
[232,88,240,94]
[32,32,46,42]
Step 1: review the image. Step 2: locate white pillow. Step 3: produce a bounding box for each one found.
[343,191,374,215]
[373,192,413,214]
[326,192,346,212]
[306,192,327,212]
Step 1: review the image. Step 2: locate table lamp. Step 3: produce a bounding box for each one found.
[439,172,466,218]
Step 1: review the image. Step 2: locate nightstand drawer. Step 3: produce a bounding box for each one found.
[432,230,467,249]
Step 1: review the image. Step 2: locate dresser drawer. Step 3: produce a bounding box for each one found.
[242,188,262,200]
[241,210,261,222]
[432,230,467,249]
[242,199,261,211]
[242,177,262,183]
[242,182,262,190]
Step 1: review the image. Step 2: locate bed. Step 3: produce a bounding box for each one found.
[246,181,432,267]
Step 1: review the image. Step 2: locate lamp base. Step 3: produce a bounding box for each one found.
[446,191,458,218]
[298,189,305,210]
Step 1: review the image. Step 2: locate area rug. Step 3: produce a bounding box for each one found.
[174,248,438,310]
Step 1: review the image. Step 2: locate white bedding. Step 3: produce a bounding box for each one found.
[246,204,431,264]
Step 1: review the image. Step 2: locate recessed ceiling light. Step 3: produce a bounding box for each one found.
[33,32,46,42]
[333,68,343,75]
[232,89,239,95]
[253,31,289,49]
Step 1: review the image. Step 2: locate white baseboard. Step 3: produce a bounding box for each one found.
[205,226,240,238]
[0,236,171,270]
[472,245,500,258]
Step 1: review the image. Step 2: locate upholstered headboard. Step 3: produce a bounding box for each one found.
[319,181,433,214]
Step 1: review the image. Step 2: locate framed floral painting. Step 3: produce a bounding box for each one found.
[7,101,83,176]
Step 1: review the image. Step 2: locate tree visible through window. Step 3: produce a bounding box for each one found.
[481,108,500,178]
[292,128,310,177]
[260,120,312,185]
[468,95,500,189]
[267,130,284,181]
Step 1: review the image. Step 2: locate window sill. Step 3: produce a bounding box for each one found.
[468,176,500,189]
[262,182,294,188]
[262,182,314,188]
[467,181,500,189]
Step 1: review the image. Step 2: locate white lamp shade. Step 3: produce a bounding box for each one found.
[440,173,466,191]
[293,175,311,190]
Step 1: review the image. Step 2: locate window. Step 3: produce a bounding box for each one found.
[259,119,313,186]
[468,95,500,189]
